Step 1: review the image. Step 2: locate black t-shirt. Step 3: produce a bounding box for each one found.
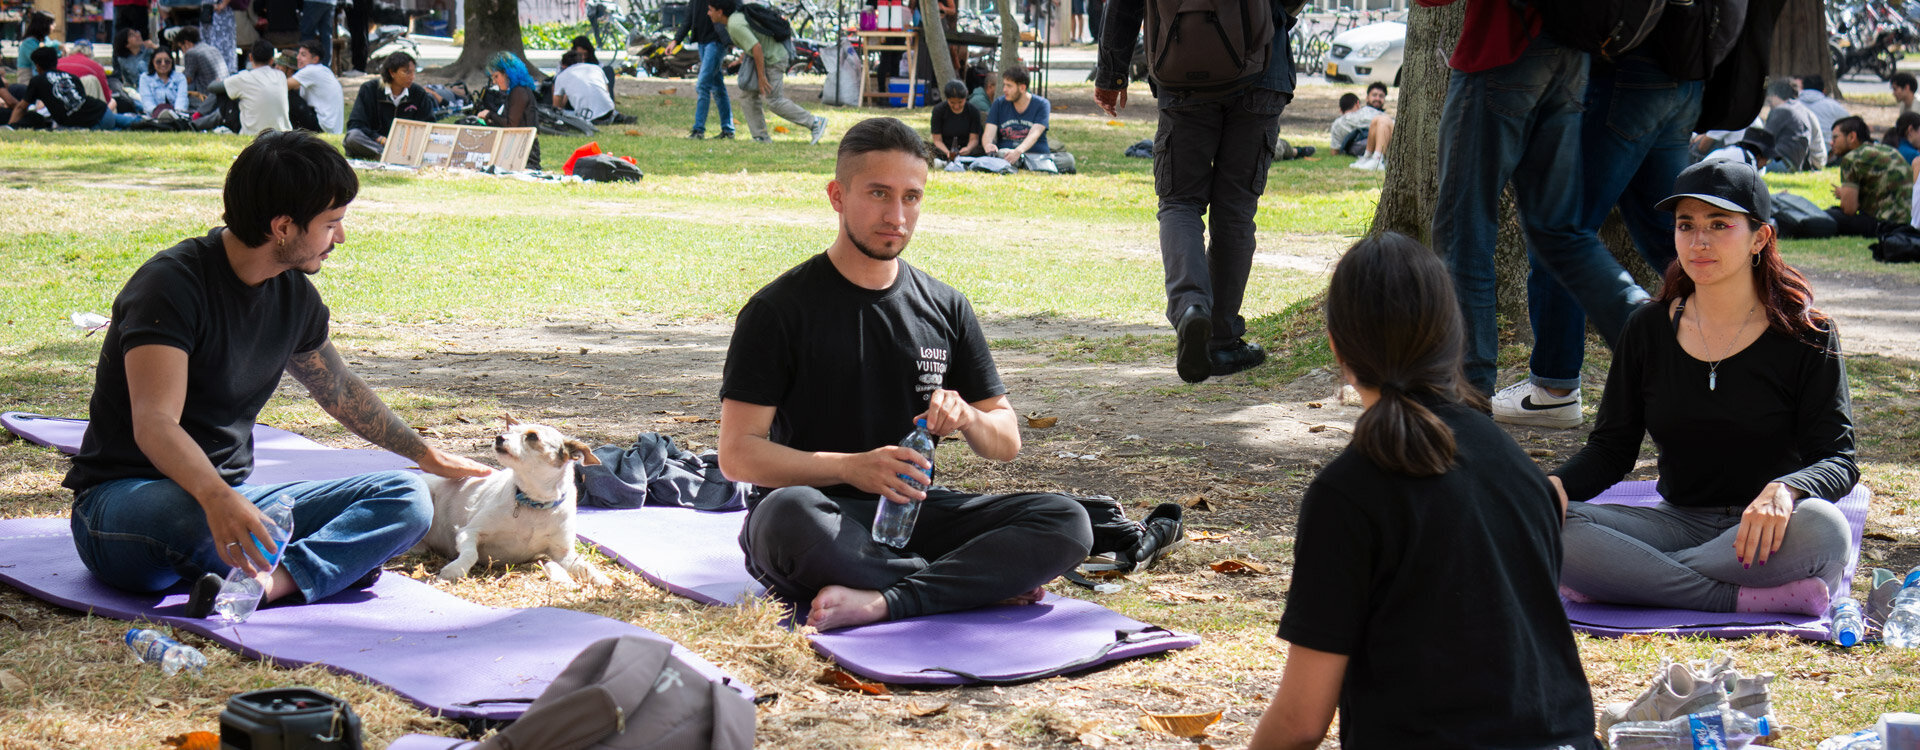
[1279,400,1594,749]
[64,230,331,493]
[929,102,983,153]
[720,253,1004,500]
[1554,301,1857,508]
[29,70,107,127]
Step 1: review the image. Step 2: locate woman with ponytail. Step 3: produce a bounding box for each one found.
[1250,233,1593,750]
[1552,160,1857,619]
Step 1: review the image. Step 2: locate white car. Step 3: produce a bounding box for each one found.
[1324,21,1406,86]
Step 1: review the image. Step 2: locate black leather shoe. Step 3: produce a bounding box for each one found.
[686,129,705,139]
[714,131,736,140]
[1127,503,1186,571]
[1210,340,1267,378]
[1174,305,1212,384]
[184,572,223,618]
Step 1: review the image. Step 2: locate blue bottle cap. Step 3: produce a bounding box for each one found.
[915,417,927,428]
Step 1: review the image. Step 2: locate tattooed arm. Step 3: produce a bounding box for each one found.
[286,341,491,479]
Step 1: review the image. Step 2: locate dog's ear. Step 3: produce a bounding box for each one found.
[565,439,601,465]
[503,413,521,426]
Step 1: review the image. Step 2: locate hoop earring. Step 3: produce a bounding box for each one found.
[1751,252,1761,268]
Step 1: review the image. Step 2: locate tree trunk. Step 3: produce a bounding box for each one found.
[1770,0,1835,95]
[999,2,1022,72]
[917,0,958,86]
[434,0,528,84]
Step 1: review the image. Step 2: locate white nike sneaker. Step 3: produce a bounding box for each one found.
[1490,380,1583,429]
[1348,153,1379,170]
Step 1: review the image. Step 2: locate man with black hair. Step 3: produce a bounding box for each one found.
[219,40,291,135]
[286,39,343,133]
[1827,115,1912,236]
[719,117,1100,631]
[708,0,826,144]
[172,26,229,97]
[343,52,435,159]
[1893,72,1916,115]
[982,66,1055,172]
[552,49,617,122]
[670,0,734,139]
[1764,79,1824,172]
[65,130,490,617]
[8,46,143,130]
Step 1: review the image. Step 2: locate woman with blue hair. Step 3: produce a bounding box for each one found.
[480,52,542,170]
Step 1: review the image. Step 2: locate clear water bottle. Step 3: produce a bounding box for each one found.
[213,494,295,624]
[124,627,208,676]
[1884,585,1920,648]
[1608,709,1771,750]
[1831,597,1867,647]
[1816,729,1882,750]
[871,418,934,548]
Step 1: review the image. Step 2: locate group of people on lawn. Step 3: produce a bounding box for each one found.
[54,2,1861,749]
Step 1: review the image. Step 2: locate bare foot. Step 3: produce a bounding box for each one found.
[996,587,1047,606]
[807,585,890,630]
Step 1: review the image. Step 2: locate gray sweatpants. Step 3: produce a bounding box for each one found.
[1153,93,1281,348]
[740,486,1091,620]
[1560,498,1852,612]
[735,63,817,141]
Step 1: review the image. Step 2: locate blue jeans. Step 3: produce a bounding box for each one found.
[300,1,335,66]
[70,470,431,604]
[92,111,142,130]
[1524,53,1702,390]
[693,40,733,135]
[1433,33,1649,394]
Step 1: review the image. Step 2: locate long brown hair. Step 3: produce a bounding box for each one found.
[1326,233,1483,477]
[1653,214,1832,347]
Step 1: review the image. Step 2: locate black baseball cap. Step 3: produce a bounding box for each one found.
[1655,159,1772,219]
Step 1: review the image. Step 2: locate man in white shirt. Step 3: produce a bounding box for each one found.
[220,40,290,135]
[1329,82,1394,170]
[552,50,616,122]
[286,39,343,133]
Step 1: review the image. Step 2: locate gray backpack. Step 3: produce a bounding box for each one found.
[1144,0,1274,91]
[476,636,754,750]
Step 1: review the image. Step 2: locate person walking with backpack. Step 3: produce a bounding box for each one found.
[1422,0,1650,398]
[1094,0,1294,384]
[708,0,826,144]
[672,0,735,139]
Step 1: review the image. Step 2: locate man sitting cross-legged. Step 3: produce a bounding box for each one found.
[65,130,492,616]
[719,116,1093,631]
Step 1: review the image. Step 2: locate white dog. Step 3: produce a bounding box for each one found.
[419,418,612,587]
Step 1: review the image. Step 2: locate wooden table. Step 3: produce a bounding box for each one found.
[856,29,919,108]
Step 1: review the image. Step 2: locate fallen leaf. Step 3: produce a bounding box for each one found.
[816,667,890,695]
[1181,494,1211,512]
[623,128,641,136]
[1208,559,1270,575]
[1025,413,1059,428]
[1139,709,1222,738]
[1526,448,1555,458]
[0,669,24,693]
[775,125,791,134]
[1306,401,1324,408]
[1105,119,1122,126]
[163,732,219,750]
[905,700,949,717]
[652,415,709,423]
[1188,529,1229,543]
[1079,731,1111,748]
[659,88,678,95]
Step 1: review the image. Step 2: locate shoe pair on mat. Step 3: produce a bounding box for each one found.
[1598,652,1773,745]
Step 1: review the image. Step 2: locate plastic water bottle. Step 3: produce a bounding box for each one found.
[871,419,934,548]
[1883,584,1920,649]
[213,495,295,624]
[1607,709,1771,750]
[1816,729,1882,750]
[1831,597,1868,647]
[124,628,208,676]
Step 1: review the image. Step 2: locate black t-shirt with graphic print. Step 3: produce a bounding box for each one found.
[720,252,1004,502]
[28,70,107,127]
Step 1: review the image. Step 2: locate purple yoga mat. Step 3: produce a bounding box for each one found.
[2,412,418,485]
[0,517,750,720]
[1562,480,1873,642]
[575,507,767,606]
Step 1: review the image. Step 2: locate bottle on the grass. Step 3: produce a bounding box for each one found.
[1830,597,1867,647]
[1885,567,1920,648]
[213,494,296,625]
[125,627,207,676]
[1608,709,1770,750]
[1816,729,1882,750]
[871,418,934,548]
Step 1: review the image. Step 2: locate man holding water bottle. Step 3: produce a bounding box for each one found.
[64,130,491,618]
[719,117,1092,631]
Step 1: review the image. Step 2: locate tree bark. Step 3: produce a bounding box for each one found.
[434,0,529,84]
[1769,0,1835,95]
[917,0,958,86]
[999,1,1022,72]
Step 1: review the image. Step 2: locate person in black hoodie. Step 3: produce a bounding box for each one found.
[670,0,732,139]
[342,51,434,159]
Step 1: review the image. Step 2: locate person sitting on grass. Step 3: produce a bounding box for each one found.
[112,27,155,91]
[982,66,1055,172]
[170,26,228,99]
[479,51,542,170]
[342,52,436,160]
[216,40,291,136]
[552,49,617,123]
[1825,115,1912,237]
[1249,231,1594,750]
[1552,160,1856,618]
[719,117,1096,631]
[1701,127,1773,172]
[8,46,143,130]
[1329,81,1393,170]
[65,129,490,618]
[285,40,344,134]
[137,49,189,117]
[928,80,982,162]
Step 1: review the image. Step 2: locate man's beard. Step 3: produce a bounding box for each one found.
[848,222,906,261]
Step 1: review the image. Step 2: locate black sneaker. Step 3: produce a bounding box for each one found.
[1174,304,1212,384]
[1127,503,1187,571]
[715,131,736,140]
[1210,340,1266,378]
[184,572,223,618]
[686,129,706,139]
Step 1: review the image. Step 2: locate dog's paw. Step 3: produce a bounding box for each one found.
[436,565,470,583]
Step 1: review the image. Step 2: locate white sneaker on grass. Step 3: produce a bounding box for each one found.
[1490,379,1582,429]
[1348,153,1379,170]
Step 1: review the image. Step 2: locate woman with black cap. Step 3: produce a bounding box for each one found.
[1551,160,1857,619]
